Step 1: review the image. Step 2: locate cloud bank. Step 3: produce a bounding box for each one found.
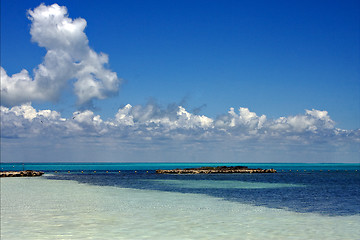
[1,3,120,106]
[1,103,359,163]
[1,103,358,146]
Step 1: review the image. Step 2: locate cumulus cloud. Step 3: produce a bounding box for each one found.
[1,3,120,107]
[215,107,267,131]
[1,103,358,146]
[1,103,61,121]
[112,104,213,130]
[269,109,335,133]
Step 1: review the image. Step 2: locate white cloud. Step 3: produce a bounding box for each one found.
[73,110,103,126]
[1,103,358,147]
[269,109,335,133]
[2,103,61,121]
[111,103,213,130]
[176,106,213,129]
[214,107,266,132]
[114,104,135,126]
[1,3,120,107]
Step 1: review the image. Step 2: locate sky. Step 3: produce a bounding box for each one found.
[1,0,359,163]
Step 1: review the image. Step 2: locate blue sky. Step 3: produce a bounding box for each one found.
[1,0,359,162]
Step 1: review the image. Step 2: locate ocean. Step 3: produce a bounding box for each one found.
[1,163,359,239]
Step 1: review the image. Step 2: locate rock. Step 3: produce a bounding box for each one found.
[156,166,276,174]
[0,170,44,177]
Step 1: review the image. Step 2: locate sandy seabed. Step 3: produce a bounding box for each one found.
[1,176,359,240]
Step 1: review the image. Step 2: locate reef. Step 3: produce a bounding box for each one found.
[0,170,45,177]
[156,166,276,174]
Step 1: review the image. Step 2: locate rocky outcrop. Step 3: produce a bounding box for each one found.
[0,170,44,177]
[156,166,276,174]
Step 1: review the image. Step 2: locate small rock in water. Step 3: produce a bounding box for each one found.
[0,170,45,177]
[156,166,276,174]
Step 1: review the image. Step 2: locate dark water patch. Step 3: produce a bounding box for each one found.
[45,171,360,216]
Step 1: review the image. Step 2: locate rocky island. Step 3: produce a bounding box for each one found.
[156,166,276,174]
[0,170,45,177]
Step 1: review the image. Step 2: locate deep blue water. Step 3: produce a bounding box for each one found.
[2,163,359,217]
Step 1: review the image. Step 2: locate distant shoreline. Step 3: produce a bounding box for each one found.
[156,166,277,174]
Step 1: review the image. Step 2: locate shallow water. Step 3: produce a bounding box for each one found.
[46,169,360,216]
[1,174,360,240]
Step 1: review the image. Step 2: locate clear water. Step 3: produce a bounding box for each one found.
[1,163,360,239]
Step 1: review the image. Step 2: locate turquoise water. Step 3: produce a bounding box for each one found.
[1,163,359,239]
[1,162,359,172]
